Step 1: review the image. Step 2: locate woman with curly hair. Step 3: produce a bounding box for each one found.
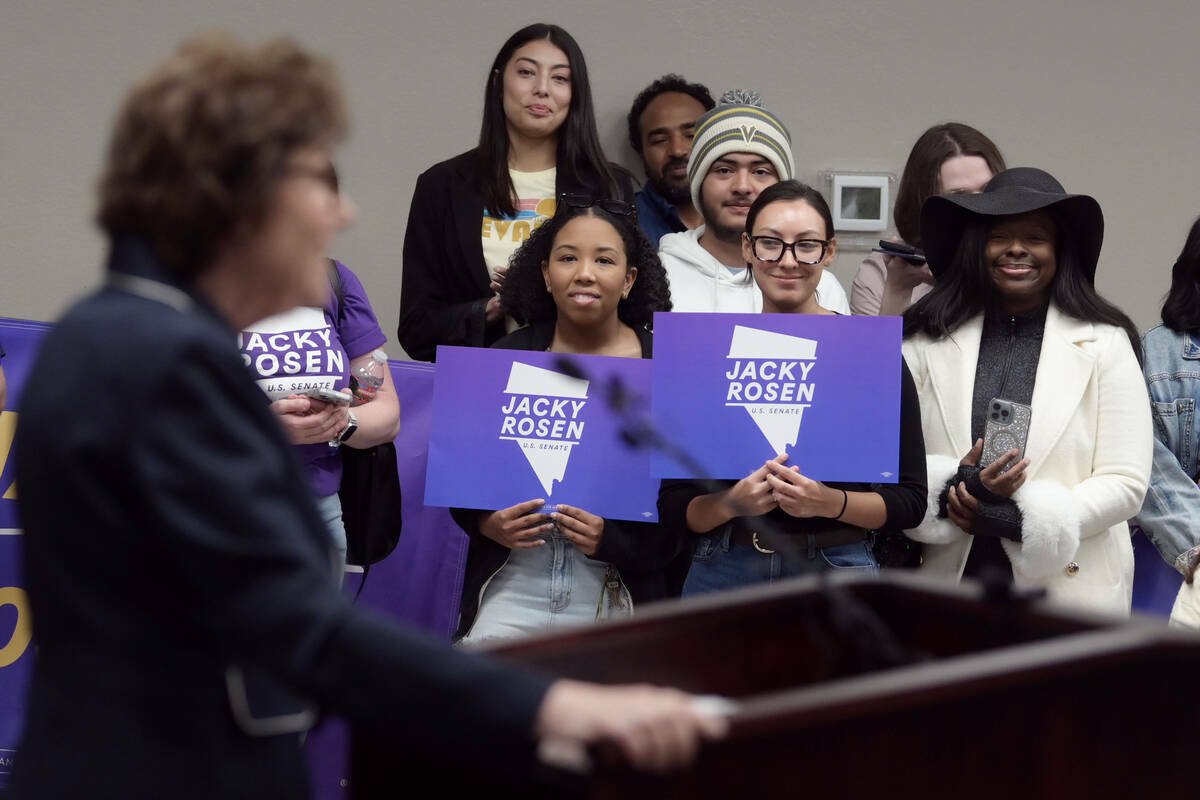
[659,181,927,595]
[452,198,679,643]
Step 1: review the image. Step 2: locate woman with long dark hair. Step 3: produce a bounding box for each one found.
[851,122,1004,316]
[398,23,632,361]
[659,181,927,594]
[1131,215,1200,627]
[901,167,1151,613]
[452,199,679,643]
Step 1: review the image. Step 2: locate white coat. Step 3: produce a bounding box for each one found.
[902,304,1152,614]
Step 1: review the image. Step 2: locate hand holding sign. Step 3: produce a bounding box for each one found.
[724,454,789,518]
[479,498,552,550]
[552,504,605,557]
[764,459,840,518]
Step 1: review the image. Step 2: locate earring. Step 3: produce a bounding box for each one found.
[621,291,629,299]
[546,284,552,293]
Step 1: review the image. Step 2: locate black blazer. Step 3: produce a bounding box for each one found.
[397,149,634,362]
[10,239,552,798]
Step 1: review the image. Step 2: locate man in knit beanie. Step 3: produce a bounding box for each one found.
[658,89,849,313]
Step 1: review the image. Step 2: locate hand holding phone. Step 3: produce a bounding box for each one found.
[306,387,352,405]
[981,398,1032,471]
[872,239,926,264]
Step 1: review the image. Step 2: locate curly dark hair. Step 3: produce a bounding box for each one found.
[500,204,672,328]
[626,74,715,153]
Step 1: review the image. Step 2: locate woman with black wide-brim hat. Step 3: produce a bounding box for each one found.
[899,167,1152,613]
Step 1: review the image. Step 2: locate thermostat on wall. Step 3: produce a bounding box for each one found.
[830,173,889,232]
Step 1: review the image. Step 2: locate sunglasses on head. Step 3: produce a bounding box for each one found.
[559,193,636,217]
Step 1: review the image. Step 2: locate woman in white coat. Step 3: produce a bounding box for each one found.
[901,167,1151,614]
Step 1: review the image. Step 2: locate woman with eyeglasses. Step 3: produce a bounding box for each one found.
[659,181,928,595]
[398,23,633,362]
[851,123,1005,316]
[451,199,680,643]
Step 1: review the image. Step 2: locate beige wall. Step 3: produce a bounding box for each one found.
[3,0,1197,354]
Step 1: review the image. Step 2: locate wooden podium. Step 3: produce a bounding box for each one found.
[352,573,1200,797]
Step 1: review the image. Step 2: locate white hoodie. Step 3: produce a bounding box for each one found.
[658,226,850,314]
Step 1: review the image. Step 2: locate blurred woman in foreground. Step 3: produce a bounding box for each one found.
[10,33,721,798]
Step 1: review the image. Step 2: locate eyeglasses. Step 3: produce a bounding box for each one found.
[560,193,637,217]
[286,162,339,193]
[748,236,829,264]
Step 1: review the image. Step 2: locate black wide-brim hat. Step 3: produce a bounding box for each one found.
[920,167,1104,282]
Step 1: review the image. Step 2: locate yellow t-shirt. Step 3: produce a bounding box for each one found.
[481,167,557,277]
[482,167,557,332]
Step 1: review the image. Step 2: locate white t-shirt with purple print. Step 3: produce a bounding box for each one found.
[239,260,387,496]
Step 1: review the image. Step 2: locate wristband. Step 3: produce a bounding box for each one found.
[833,489,849,520]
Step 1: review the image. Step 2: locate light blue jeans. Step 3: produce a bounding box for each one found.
[461,526,629,645]
[682,524,878,597]
[315,492,347,586]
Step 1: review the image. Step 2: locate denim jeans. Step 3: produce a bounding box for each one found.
[682,524,878,597]
[314,491,347,586]
[460,525,630,645]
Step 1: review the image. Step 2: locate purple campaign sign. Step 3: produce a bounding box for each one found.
[651,312,902,482]
[425,346,657,522]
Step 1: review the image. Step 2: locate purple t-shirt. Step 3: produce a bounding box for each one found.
[238,261,387,496]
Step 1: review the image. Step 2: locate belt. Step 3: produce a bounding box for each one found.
[730,523,868,557]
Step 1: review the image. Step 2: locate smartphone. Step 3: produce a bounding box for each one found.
[306,387,352,405]
[981,398,1032,470]
[872,239,926,264]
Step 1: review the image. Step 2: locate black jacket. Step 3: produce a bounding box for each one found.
[11,239,551,798]
[397,149,634,361]
[451,321,688,641]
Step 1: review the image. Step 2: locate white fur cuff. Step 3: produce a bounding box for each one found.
[1000,479,1080,579]
[904,454,968,545]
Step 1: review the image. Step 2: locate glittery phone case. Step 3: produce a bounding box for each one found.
[981,398,1032,471]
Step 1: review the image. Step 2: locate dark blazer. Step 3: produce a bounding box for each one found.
[451,321,689,640]
[11,239,551,799]
[397,149,634,362]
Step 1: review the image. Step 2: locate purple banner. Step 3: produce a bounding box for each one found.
[651,312,903,482]
[0,318,52,787]
[425,346,657,522]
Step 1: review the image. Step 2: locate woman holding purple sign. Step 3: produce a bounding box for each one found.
[660,181,928,595]
[901,167,1151,613]
[451,198,680,643]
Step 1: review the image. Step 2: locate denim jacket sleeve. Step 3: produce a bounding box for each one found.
[1131,326,1200,574]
